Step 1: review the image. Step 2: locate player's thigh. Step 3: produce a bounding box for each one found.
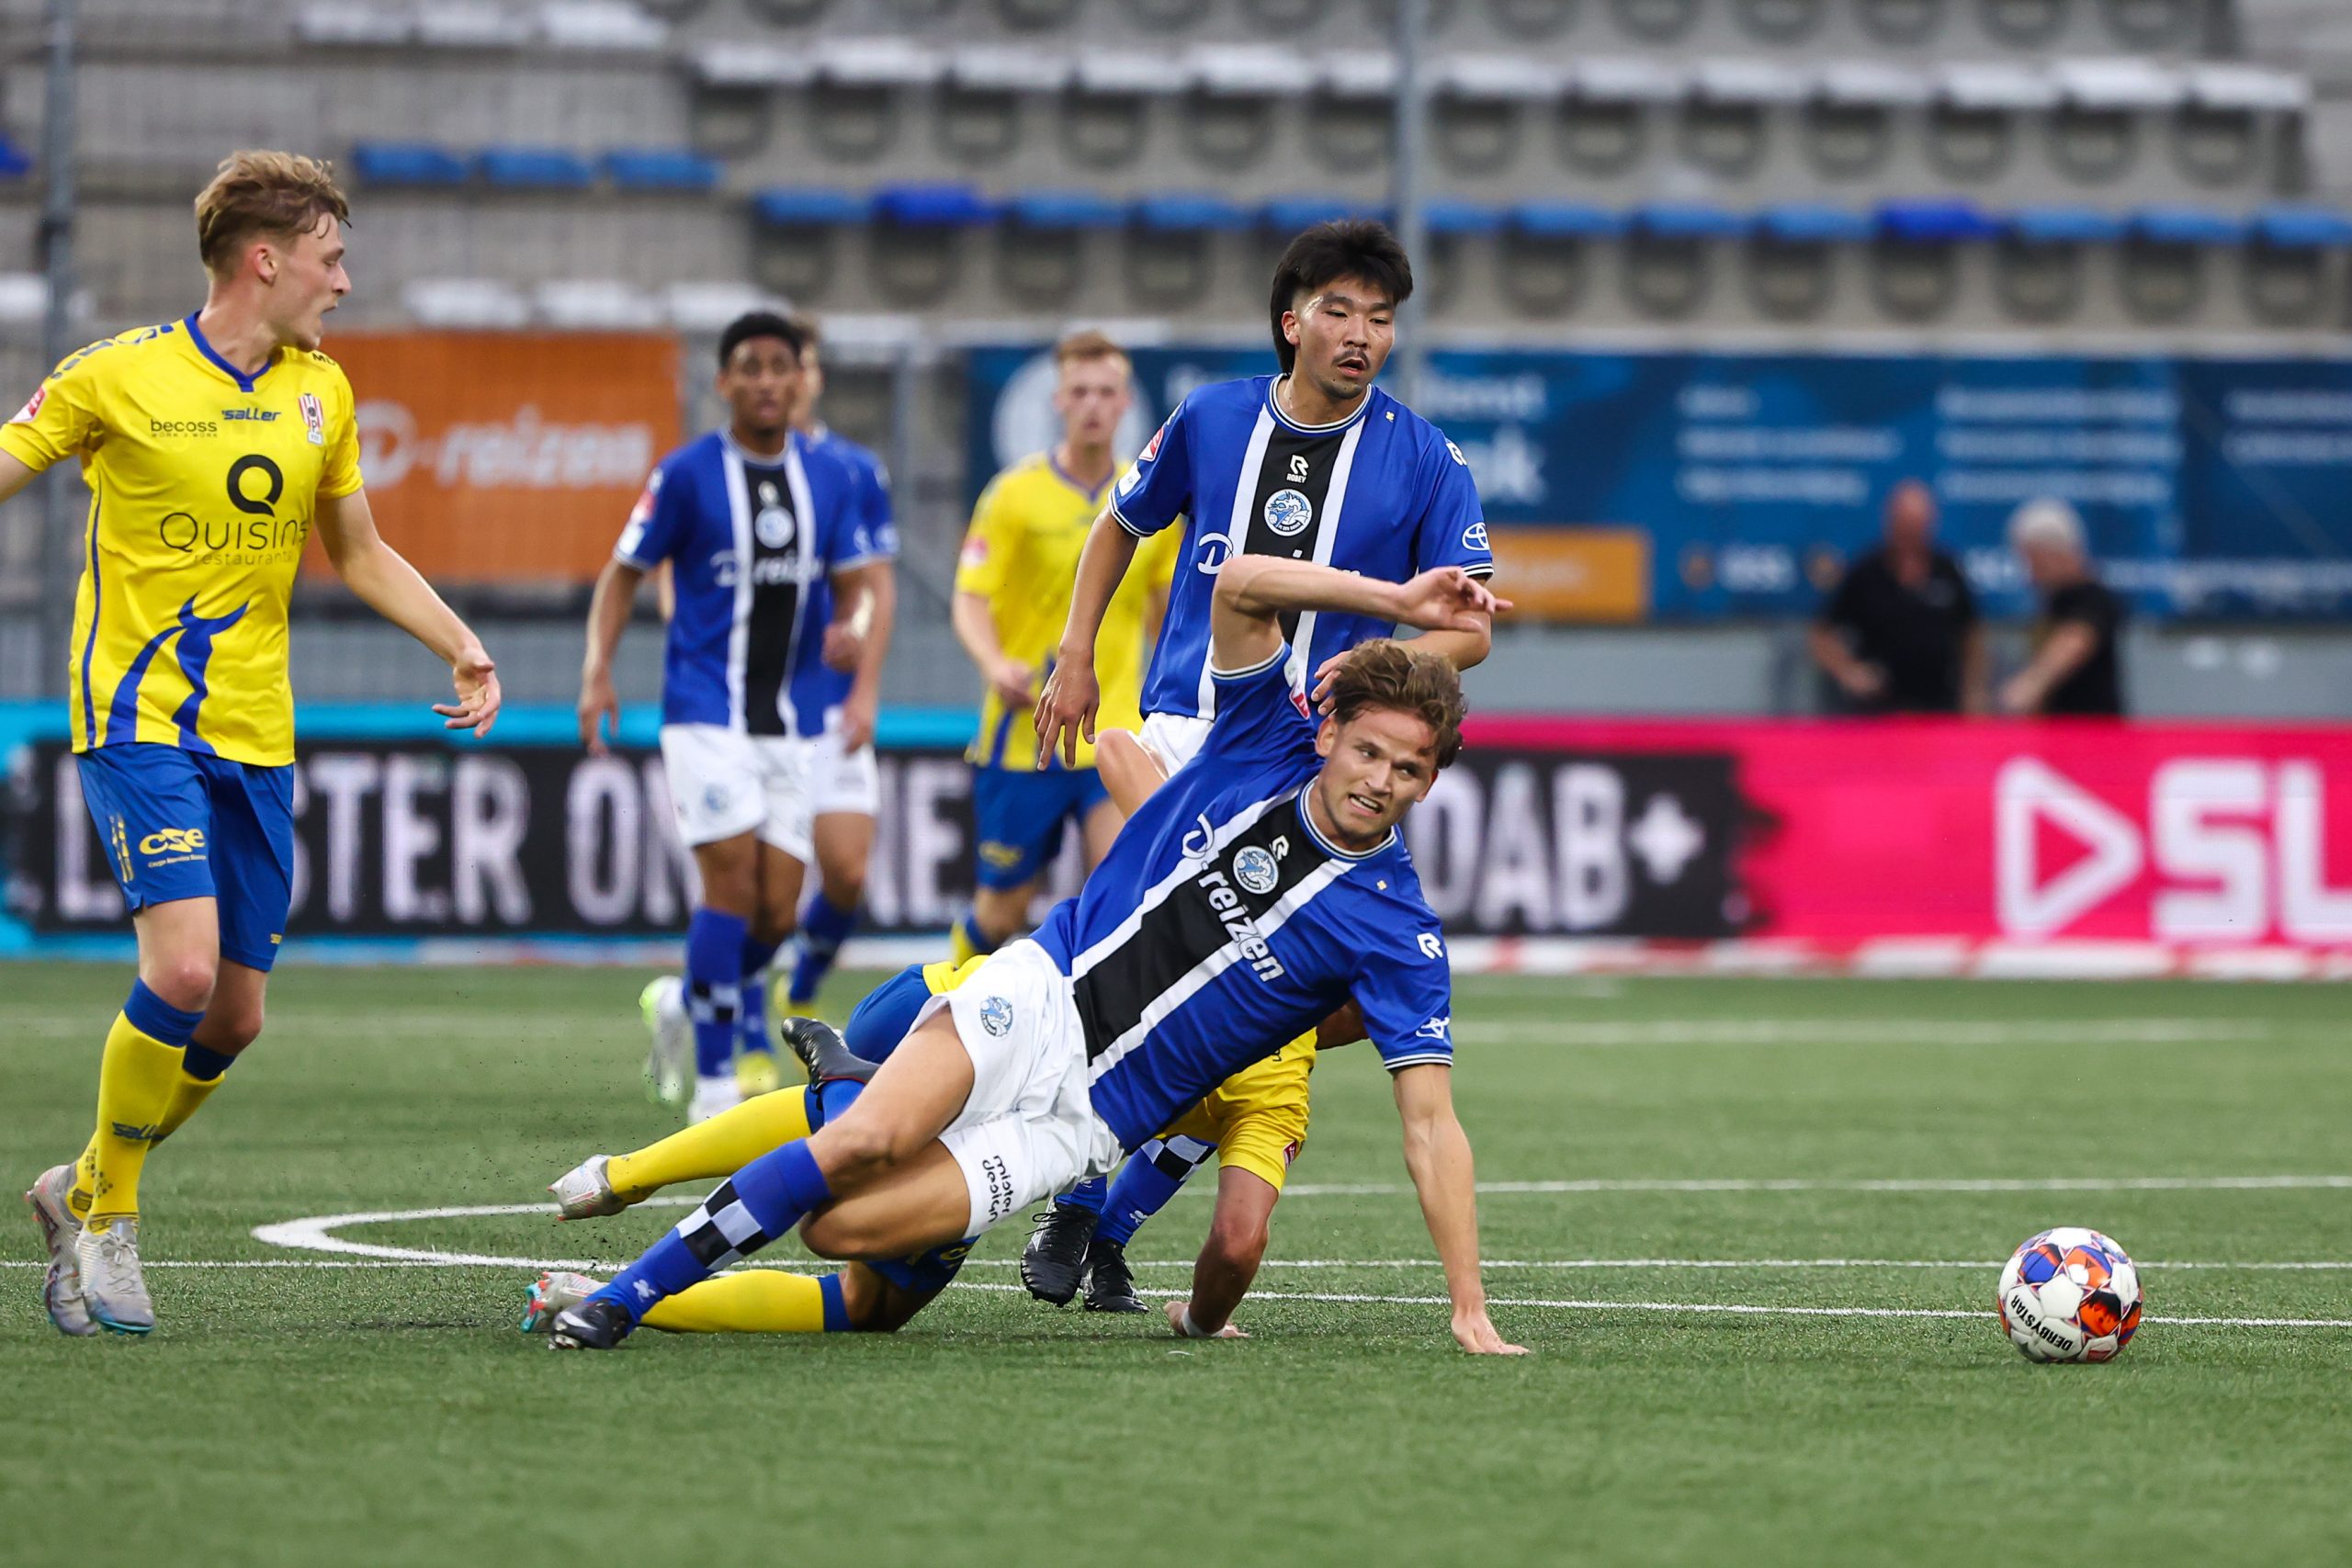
[203,756,294,976]
[1079,788,1121,867]
[797,1140,974,1259]
[752,735,815,865]
[78,745,223,1000]
[811,810,873,901]
[752,839,808,939]
[813,1007,978,1169]
[1205,1056,1314,1192]
[689,832,761,914]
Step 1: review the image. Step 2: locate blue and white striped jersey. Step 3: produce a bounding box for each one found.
[615,429,888,736]
[787,426,898,734]
[1031,647,1456,1152]
[1110,376,1492,723]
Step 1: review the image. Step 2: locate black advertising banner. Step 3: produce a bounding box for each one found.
[3,740,1747,942]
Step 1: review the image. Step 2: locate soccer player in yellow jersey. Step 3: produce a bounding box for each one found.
[946,331,1174,964]
[6,152,501,1336]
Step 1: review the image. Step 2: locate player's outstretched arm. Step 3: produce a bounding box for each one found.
[315,486,501,736]
[1210,558,1510,673]
[0,449,40,505]
[578,556,646,754]
[1392,1064,1527,1356]
[1035,510,1142,768]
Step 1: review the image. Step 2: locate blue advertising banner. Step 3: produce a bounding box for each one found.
[966,344,2352,621]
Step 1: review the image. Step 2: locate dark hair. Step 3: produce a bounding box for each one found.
[1325,639,1464,769]
[1267,220,1413,375]
[718,310,804,369]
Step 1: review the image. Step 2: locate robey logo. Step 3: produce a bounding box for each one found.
[1996,756,2352,942]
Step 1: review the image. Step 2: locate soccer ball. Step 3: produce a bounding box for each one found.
[1997,1228,2143,1362]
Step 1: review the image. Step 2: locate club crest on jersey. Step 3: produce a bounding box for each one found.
[1231,844,1280,896]
[754,482,796,549]
[978,996,1015,1038]
[300,392,324,445]
[1262,489,1313,538]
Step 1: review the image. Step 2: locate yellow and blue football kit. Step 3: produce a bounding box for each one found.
[4,315,364,1250]
[2,315,363,967]
[955,453,1177,892]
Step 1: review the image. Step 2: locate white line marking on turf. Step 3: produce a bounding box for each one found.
[1279,1175,2352,1196]
[1459,1019,2278,1047]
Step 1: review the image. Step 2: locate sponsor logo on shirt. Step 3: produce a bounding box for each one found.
[152,419,220,438]
[1417,1014,1452,1042]
[1462,522,1489,551]
[222,408,279,423]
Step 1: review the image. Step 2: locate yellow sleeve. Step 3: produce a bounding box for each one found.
[318,360,365,499]
[954,476,1015,600]
[0,341,112,472]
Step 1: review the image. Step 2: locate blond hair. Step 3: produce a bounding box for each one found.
[195,151,349,276]
[1054,328,1128,372]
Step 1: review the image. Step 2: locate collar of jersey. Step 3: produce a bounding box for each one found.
[1266,376,1375,437]
[720,427,795,466]
[182,312,276,394]
[1046,450,1112,504]
[1296,784,1397,862]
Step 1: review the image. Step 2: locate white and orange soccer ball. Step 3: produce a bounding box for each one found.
[1997,1227,2143,1363]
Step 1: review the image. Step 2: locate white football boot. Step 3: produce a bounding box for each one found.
[687,1074,741,1125]
[548,1154,643,1222]
[75,1219,154,1336]
[23,1164,95,1337]
[639,976,691,1110]
[519,1270,604,1335]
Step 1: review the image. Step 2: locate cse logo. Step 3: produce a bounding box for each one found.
[140,828,206,857]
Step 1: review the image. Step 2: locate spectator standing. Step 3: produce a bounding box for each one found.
[1809,480,1986,714]
[2000,499,2127,717]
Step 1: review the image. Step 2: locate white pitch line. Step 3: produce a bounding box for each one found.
[1282,1175,2352,1196]
[1457,1019,2278,1048]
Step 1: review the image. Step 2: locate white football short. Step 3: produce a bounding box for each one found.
[658,723,813,859]
[1136,711,1214,777]
[916,939,1122,1235]
[804,717,880,818]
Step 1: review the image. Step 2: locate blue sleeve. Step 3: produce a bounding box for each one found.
[854,452,899,564]
[1410,432,1494,580]
[1108,397,1193,538]
[614,459,689,568]
[1353,923,1455,1072]
[811,453,873,574]
[1197,645,1317,771]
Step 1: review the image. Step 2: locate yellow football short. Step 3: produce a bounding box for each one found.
[1158,1032,1317,1190]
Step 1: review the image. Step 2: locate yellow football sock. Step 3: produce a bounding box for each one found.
[605,1088,814,1198]
[643,1270,832,1334]
[68,1136,98,1220]
[156,1069,225,1143]
[84,1014,186,1228]
[949,915,985,967]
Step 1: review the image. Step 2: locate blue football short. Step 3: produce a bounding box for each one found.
[74,742,295,972]
[969,764,1110,890]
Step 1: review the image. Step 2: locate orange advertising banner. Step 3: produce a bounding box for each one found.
[1487,526,1652,623]
[307,332,682,584]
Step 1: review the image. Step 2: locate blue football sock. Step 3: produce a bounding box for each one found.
[819,1273,850,1332]
[1057,1174,1107,1216]
[685,908,748,1078]
[788,891,860,1006]
[739,933,782,1057]
[1097,1136,1213,1248]
[594,1140,834,1325]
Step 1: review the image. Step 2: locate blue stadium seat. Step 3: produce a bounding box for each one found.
[604,149,721,193]
[2007,207,2129,245]
[1875,199,2001,243]
[1632,203,1747,242]
[2131,207,2250,246]
[1134,194,1255,232]
[1005,190,1125,230]
[477,146,596,190]
[873,184,996,227]
[1755,205,1874,244]
[348,142,471,187]
[1510,202,1624,240]
[1422,199,1504,237]
[1261,196,1378,233]
[2251,206,2352,249]
[0,134,31,179]
[751,188,875,227]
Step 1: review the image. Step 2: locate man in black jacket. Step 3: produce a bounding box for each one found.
[1810,480,1987,715]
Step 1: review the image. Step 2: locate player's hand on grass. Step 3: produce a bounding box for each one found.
[1392,568,1510,637]
[439,647,502,739]
[1452,1308,1529,1356]
[577,669,618,755]
[1034,658,1096,767]
[838,688,878,752]
[1166,1300,1248,1339]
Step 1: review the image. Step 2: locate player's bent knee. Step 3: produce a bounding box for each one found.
[143,953,219,1014]
[207,1003,264,1053]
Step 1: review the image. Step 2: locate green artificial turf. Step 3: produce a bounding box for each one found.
[3,964,2346,1568]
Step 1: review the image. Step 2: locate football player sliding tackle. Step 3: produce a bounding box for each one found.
[531,553,1523,1354]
